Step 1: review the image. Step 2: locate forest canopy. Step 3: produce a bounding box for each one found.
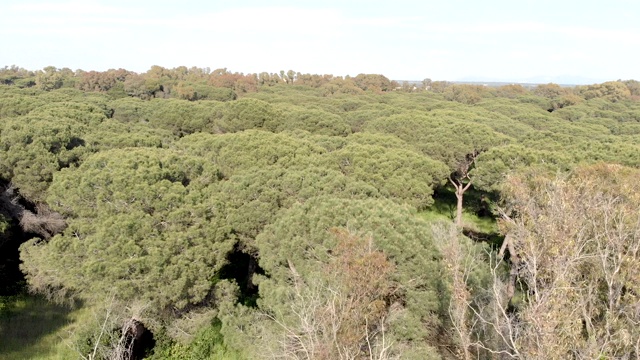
[1,65,640,360]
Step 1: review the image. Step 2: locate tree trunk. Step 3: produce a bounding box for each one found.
[450,176,472,228]
[246,255,257,292]
[455,190,464,228]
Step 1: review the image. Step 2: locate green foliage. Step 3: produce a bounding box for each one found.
[0,115,89,201]
[150,319,244,360]
[361,111,447,148]
[111,97,223,136]
[0,90,46,118]
[443,84,493,104]
[20,148,235,320]
[424,122,510,171]
[343,106,402,132]
[217,164,379,250]
[145,98,220,136]
[35,67,65,91]
[2,67,640,358]
[320,142,449,209]
[175,81,237,101]
[110,96,150,123]
[346,131,417,150]
[215,98,282,133]
[240,197,445,355]
[27,101,109,127]
[269,107,351,136]
[177,131,325,178]
[472,144,572,192]
[82,120,174,151]
[352,73,394,92]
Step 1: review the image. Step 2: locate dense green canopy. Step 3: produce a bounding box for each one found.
[1,68,640,359]
[223,197,444,359]
[20,148,234,317]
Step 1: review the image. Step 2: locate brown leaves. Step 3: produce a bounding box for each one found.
[272,228,398,359]
[326,228,396,344]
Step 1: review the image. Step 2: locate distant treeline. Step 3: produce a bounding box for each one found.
[1,65,638,104]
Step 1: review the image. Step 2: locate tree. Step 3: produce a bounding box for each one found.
[532,83,568,99]
[421,78,432,90]
[35,66,64,91]
[215,98,282,133]
[216,165,379,253]
[0,115,89,201]
[175,81,236,101]
[495,84,528,98]
[222,197,446,359]
[176,131,325,178]
[352,74,394,92]
[431,221,492,360]
[320,142,449,210]
[578,81,632,102]
[20,148,236,328]
[236,228,398,359]
[471,144,572,193]
[286,70,296,84]
[489,164,640,358]
[82,120,172,152]
[0,89,46,118]
[430,81,452,93]
[364,114,510,225]
[76,69,132,93]
[622,79,640,98]
[268,108,351,136]
[443,84,493,105]
[298,228,398,358]
[423,123,510,226]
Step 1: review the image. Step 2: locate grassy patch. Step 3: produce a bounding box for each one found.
[419,206,497,231]
[421,186,501,246]
[460,212,498,235]
[0,294,86,360]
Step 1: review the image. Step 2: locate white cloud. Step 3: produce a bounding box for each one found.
[418,21,640,45]
[10,1,124,15]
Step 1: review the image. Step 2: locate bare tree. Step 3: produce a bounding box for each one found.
[66,296,151,360]
[0,183,66,239]
[432,222,475,360]
[438,164,640,359]
[492,164,640,359]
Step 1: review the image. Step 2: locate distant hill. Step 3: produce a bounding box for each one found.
[395,80,561,89]
[456,75,609,86]
[395,75,611,88]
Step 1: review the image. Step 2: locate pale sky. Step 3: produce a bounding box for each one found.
[1,0,638,83]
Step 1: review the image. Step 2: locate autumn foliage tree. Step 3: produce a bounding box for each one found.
[258,228,397,359]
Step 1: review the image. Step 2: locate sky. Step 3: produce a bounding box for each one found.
[1,0,639,83]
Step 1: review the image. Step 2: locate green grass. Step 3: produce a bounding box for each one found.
[418,203,504,250]
[420,186,500,242]
[460,212,499,235]
[0,294,88,360]
[419,204,496,231]
[0,294,247,360]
